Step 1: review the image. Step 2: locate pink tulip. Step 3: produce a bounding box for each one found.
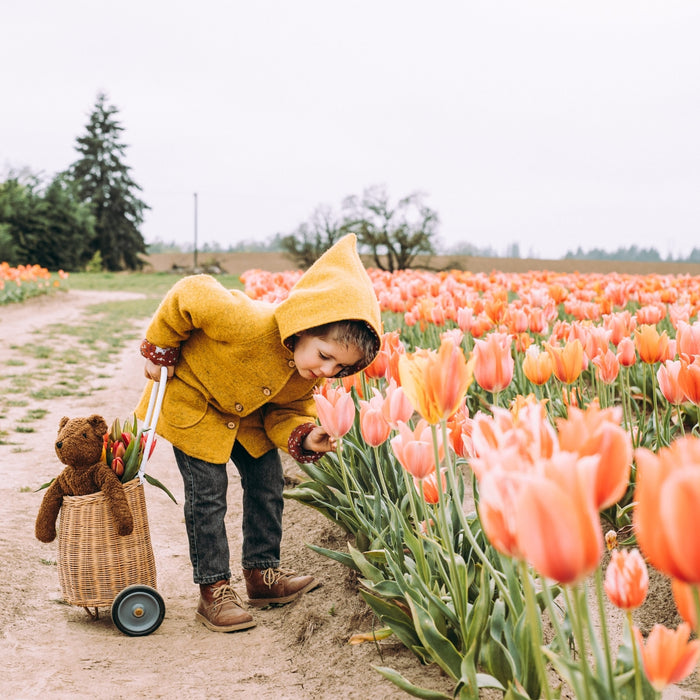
[313,385,356,438]
[604,548,648,611]
[390,420,443,479]
[359,390,392,447]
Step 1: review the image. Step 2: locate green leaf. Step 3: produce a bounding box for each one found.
[306,543,358,571]
[372,665,451,699]
[35,478,55,491]
[142,472,178,503]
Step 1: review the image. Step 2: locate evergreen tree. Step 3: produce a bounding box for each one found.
[66,93,149,270]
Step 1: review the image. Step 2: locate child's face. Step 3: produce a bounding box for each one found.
[293,333,363,381]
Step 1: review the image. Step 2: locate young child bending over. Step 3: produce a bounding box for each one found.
[135,234,381,632]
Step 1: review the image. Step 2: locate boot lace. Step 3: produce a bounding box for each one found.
[211,582,244,610]
[261,567,296,587]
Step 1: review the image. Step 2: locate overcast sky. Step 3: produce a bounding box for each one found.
[2,1,699,259]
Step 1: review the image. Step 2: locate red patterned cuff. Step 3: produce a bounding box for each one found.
[140,339,180,366]
[288,423,324,464]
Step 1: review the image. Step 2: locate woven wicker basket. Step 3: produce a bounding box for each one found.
[57,478,157,608]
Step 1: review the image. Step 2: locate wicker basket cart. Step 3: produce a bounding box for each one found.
[56,368,169,636]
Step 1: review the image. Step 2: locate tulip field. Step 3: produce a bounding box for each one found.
[243,266,700,699]
[0,263,68,304]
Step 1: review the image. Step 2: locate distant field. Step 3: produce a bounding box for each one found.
[144,251,700,277]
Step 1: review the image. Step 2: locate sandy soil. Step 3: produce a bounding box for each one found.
[0,290,697,699]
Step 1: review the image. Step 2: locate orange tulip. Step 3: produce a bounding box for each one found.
[472,332,514,393]
[398,337,473,424]
[604,548,648,610]
[515,453,603,584]
[478,470,527,559]
[633,622,700,691]
[545,339,585,384]
[556,404,632,510]
[671,579,698,630]
[678,357,700,405]
[418,468,447,504]
[634,324,670,364]
[634,437,700,583]
[522,345,554,386]
[313,384,356,438]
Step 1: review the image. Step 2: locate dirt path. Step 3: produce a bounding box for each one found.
[0,291,454,699]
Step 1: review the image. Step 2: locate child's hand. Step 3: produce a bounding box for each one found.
[144,359,174,382]
[303,426,338,454]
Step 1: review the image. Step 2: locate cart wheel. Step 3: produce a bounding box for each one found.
[111,585,165,636]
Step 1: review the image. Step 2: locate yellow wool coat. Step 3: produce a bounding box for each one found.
[134,234,382,463]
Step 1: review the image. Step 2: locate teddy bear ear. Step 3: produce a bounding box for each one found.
[59,416,69,430]
[87,414,109,436]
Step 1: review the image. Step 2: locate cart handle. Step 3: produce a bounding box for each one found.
[137,365,168,483]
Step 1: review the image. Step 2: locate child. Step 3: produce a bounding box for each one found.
[135,234,381,632]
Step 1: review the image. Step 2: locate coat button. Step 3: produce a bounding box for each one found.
[288,359,295,367]
[262,387,271,396]
[227,421,236,429]
[235,403,243,412]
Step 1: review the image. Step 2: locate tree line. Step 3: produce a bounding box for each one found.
[0,93,148,271]
[2,93,697,271]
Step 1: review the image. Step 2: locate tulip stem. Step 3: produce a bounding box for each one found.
[566,585,594,700]
[519,560,553,700]
[594,568,617,699]
[626,610,644,700]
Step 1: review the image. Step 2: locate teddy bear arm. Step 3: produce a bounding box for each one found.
[35,478,68,543]
[96,467,134,536]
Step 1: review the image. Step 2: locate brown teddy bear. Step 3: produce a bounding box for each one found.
[35,414,134,543]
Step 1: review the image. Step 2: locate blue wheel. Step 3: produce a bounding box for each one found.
[111,585,165,636]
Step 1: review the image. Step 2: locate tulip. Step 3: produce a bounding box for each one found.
[515,453,603,584]
[522,345,554,386]
[418,469,447,504]
[671,579,699,630]
[556,404,632,510]
[545,339,585,384]
[382,379,414,427]
[390,420,443,479]
[657,360,685,405]
[604,548,649,611]
[634,324,670,364]
[633,622,700,691]
[398,337,473,424]
[634,437,700,583]
[616,337,637,367]
[676,320,700,359]
[472,332,514,394]
[591,348,620,384]
[111,455,125,477]
[477,470,527,559]
[313,385,356,438]
[359,390,392,447]
[678,357,700,405]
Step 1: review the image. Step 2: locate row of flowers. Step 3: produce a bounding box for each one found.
[0,262,68,304]
[240,266,700,698]
[293,332,700,697]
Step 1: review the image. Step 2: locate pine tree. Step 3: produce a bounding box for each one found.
[66,93,149,270]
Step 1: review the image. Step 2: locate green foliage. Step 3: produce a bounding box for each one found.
[64,92,149,271]
[0,173,95,270]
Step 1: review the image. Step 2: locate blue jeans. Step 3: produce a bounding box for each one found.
[173,442,284,585]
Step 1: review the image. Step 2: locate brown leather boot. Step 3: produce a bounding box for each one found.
[243,567,320,607]
[196,580,256,632]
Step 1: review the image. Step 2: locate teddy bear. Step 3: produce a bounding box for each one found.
[35,414,134,543]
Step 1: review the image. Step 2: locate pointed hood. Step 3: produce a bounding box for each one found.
[275,234,382,369]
